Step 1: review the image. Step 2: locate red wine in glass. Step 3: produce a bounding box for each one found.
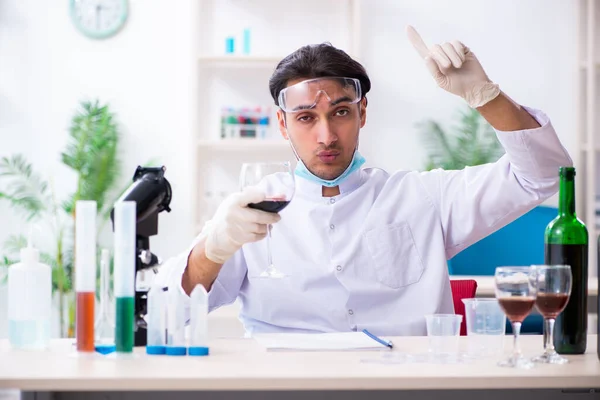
[498,297,535,323]
[535,293,570,319]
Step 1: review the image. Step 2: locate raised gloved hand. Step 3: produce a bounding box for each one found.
[203,187,281,264]
[406,26,500,108]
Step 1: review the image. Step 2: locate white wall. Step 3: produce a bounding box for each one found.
[0,0,580,337]
[357,0,579,177]
[0,0,198,337]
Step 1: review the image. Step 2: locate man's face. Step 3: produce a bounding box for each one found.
[277,78,367,180]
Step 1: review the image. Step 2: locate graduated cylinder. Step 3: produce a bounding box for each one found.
[75,201,97,353]
[114,201,136,353]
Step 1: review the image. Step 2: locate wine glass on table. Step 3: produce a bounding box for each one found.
[239,162,295,279]
[494,266,538,369]
[531,264,572,364]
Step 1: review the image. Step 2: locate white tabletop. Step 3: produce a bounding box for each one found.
[0,336,598,392]
[451,276,599,297]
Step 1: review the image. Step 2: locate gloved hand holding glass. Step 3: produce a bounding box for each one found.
[202,162,294,279]
[406,25,500,108]
[203,186,281,265]
[240,162,295,278]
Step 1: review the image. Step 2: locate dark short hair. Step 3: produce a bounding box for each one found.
[269,43,371,107]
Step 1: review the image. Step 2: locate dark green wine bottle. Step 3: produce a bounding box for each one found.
[545,167,588,354]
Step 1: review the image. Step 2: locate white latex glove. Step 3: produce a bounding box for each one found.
[406,25,500,108]
[203,187,281,264]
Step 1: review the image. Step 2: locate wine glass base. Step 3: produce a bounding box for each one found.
[532,351,569,364]
[258,267,287,279]
[498,355,534,369]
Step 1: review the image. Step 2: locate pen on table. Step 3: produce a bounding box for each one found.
[362,329,394,349]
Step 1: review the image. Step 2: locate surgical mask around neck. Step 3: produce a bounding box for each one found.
[294,150,365,187]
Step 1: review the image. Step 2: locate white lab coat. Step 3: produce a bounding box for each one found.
[159,107,572,336]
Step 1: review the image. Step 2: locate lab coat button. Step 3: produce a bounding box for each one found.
[330,198,335,204]
[348,309,354,315]
[330,224,335,230]
[336,265,342,271]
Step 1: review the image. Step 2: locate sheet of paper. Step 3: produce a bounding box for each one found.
[252,332,390,351]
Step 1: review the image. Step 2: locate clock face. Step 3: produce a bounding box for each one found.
[70,0,129,39]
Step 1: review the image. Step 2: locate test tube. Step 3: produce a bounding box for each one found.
[114,201,136,354]
[146,285,167,355]
[94,249,115,354]
[75,200,97,353]
[166,288,187,356]
[189,284,209,356]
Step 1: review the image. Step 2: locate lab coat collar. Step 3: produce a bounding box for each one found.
[295,167,364,199]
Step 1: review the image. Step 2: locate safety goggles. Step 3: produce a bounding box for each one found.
[277,77,362,113]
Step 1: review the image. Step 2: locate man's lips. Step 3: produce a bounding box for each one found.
[317,151,340,163]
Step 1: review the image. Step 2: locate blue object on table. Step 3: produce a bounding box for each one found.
[146,345,166,355]
[166,346,187,356]
[362,329,394,349]
[188,346,210,356]
[448,205,557,334]
[95,344,116,355]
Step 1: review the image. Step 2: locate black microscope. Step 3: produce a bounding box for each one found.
[111,166,172,346]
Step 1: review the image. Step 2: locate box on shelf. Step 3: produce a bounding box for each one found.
[221,106,271,140]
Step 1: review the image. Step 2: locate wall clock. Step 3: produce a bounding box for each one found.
[70,0,129,39]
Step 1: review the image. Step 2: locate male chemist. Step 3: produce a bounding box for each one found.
[159,27,572,336]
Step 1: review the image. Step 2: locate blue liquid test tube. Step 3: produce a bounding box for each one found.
[189,285,209,356]
[166,288,187,356]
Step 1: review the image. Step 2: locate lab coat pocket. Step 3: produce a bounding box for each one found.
[365,222,424,289]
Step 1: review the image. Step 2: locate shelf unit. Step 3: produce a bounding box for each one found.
[193,0,361,234]
[577,0,599,278]
[197,139,290,151]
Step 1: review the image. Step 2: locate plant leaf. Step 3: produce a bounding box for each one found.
[418,107,503,170]
[2,234,27,256]
[61,100,121,211]
[0,154,50,220]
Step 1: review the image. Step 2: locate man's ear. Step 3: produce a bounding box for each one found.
[359,97,367,128]
[277,109,289,140]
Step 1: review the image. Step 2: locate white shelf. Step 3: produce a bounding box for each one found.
[197,55,284,66]
[579,61,600,69]
[197,139,290,151]
[580,143,600,151]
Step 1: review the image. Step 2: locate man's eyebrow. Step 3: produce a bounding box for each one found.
[291,104,316,111]
[291,96,354,111]
[330,96,353,106]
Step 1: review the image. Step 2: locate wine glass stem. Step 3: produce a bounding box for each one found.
[544,318,556,354]
[267,224,273,268]
[512,321,522,359]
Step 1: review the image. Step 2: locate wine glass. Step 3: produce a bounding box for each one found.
[531,264,572,364]
[494,266,538,369]
[239,162,295,278]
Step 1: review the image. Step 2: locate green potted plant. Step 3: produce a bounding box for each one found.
[418,107,504,171]
[0,100,124,337]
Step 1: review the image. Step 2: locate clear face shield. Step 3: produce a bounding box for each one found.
[277,77,362,113]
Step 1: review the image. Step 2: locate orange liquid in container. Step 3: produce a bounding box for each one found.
[76,292,95,352]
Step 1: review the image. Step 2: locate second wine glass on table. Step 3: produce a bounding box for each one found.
[531,264,572,364]
[239,162,295,279]
[494,266,538,369]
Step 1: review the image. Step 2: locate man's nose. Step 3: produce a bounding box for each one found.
[315,119,337,147]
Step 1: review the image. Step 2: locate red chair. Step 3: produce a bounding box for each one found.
[450,279,478,336]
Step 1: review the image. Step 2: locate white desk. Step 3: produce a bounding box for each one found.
[0,336,598,396]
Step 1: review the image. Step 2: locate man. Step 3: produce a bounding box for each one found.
[159,27,572,336]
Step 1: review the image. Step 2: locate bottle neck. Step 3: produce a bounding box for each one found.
[558,177,576,217]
